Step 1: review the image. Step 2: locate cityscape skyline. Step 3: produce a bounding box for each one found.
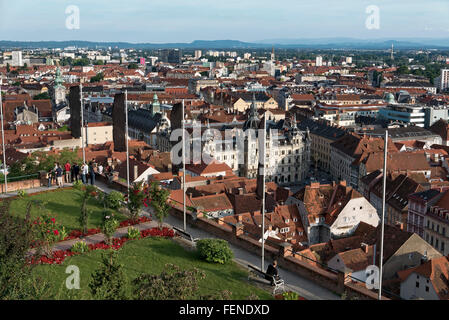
[1,0,449,43]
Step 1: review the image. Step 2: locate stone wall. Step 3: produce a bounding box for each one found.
[169,206,390,300]
[0,179,42,193]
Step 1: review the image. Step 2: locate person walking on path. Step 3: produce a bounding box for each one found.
[89,162,95,185]
[64,161,71,183]
[55,163,63,188]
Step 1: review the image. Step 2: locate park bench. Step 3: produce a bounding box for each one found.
[173,226,198,243]
[247,264,285,295]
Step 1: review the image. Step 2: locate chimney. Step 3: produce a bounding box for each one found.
[340,180,346,187]
[134,165,138,180]
[238,187,244,195]
[310,182,320,189]
[237,215,243,222]
[361,243,369,254]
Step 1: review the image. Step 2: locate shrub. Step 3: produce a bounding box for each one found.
[196,239,233,264]
[104,191,124,209]
[126,182,147,222]
[71,241,89,254]
[89,250,127,300]
[102,216,119,244]
[127,227,140,240]
[282,291,299,300]
[73,180,83,189]
[17,190,28,198]
[132,264,205,300]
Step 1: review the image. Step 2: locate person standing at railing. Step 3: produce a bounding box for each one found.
[64,161,71,183]
[81,163,88,184]
[72,163,80,182]
[55,163,63,188]
[47,168,53,187]
[89,161,95,185]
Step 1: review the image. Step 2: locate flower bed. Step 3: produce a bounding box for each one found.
[60,217,152,241]
[64,228,102,240]
[118,216,151,228]
[30,227,174,265]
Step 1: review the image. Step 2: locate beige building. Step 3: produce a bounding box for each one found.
[84,122,113,145]
[424,190,449,255]
[297,118,346,173]
[233,96,278,113]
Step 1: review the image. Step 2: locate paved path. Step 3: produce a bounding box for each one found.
[165,215,340,300]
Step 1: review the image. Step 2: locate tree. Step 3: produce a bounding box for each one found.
[89,250,127,300]
[72,58,90,66]
[75,184,98,234]
[126,181,147,223]
[396,65,409,75]
[148,181,170,229]
[0,200,49,299]
[6,63,10,73]
[90,72,104,83]
[128,63,138,69]
[33,92,51,100]
[132,264,205,300]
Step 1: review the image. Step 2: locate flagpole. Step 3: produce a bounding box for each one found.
[182,99,187,232]
[261,115,266,272]
[125,90,130,198]
[0,77,7,193]
[378,129,388,300]
[80,83,86,164]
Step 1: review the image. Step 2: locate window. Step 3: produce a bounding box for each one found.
[426,286,429,292]
[416,282,419,288]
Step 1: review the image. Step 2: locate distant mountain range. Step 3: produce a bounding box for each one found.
[0,38,449,49]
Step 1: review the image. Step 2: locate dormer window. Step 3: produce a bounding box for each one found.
[285,219,289,223]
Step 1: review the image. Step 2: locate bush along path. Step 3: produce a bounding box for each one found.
[28,218,175,265]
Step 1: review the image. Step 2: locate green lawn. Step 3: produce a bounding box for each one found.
[33,237,273,300]
[9,188,128,232]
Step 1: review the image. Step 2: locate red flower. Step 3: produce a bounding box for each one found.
[51,218,56,224]
[53,229,59,236]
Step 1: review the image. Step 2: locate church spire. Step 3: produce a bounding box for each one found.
[243,92,260,131]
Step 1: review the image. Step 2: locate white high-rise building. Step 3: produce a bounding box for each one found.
[316,56,323,67]
[11,51,23,67]
[439,69,449,92]
[345,56,353,64]
[194,50,202,59]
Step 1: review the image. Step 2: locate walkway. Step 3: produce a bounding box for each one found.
[165,215,340,300]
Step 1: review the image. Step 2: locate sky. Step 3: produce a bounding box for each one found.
[0,0,449,43]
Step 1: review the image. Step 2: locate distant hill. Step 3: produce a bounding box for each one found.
[0,38,448,49]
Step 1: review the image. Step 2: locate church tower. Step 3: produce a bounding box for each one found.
[54,67,66,105]
[151,93,161,116]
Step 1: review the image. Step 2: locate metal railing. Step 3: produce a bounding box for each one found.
[0,173,40,184]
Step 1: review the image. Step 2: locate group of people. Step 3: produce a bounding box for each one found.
[46,160,107,188]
